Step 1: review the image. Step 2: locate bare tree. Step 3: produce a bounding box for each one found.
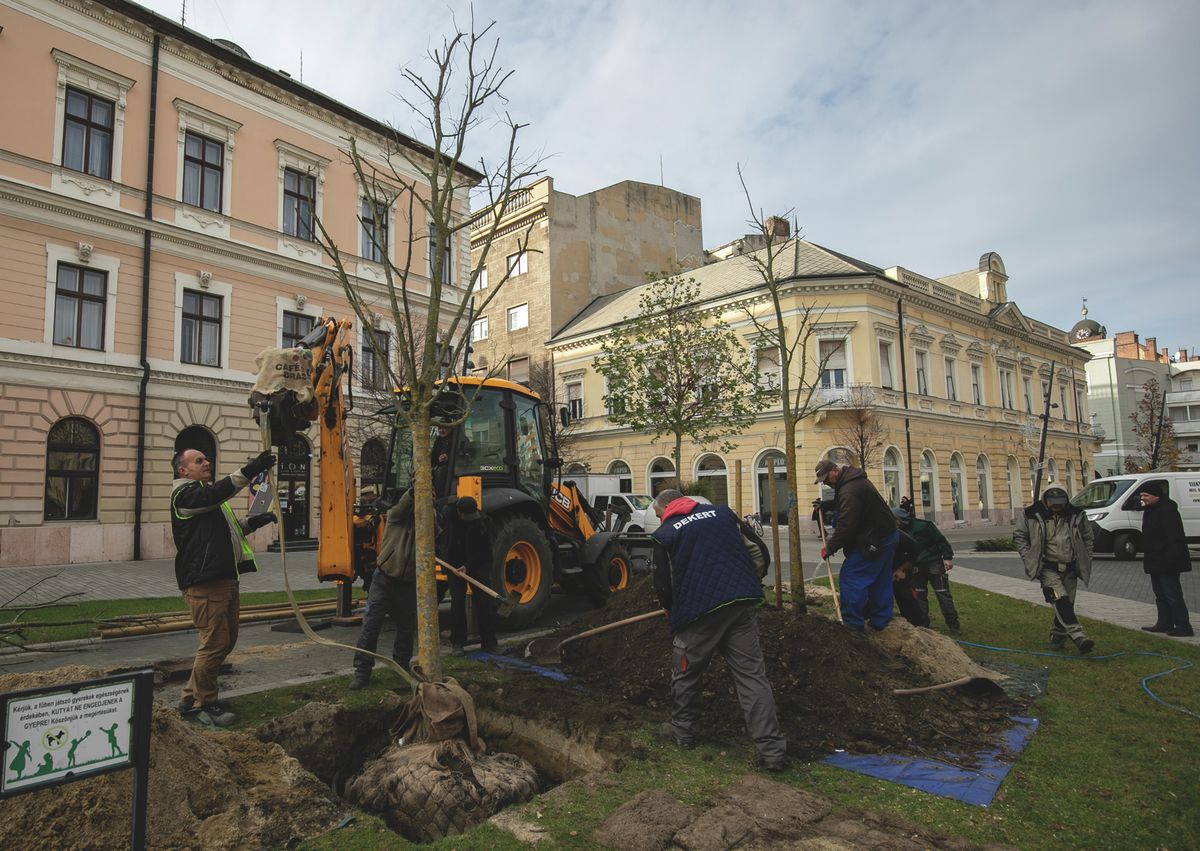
[737,168,849,614]
[312,17,543,679]
[1125,377,1184,472]
[834,385,889,472]
[526,355,588,468]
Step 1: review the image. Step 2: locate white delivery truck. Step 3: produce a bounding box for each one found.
[1070,472,1200,559]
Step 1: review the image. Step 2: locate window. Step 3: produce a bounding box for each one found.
[52,263,107,350]
[471,316,489,341]
[567,381,583,420]
[62,87,114,179]
[650,457,677,496]
[944,357,957,401]
[1075,387,1085,421]
[915,350,929,395]
[949,453,965,521]
[999,368,1015,410]
[507,303,529,331]
[604,377,625,416]
[1041,381,1050,414]
[756,345,781,389]
[283,168,316,240]
[428,224,453,282]
[607,460,632,493]
[879,342,894,389]
[696,454,729,505]
[282,310,313,349]
[183,132,223,212]
[361,329,390,390]
[976,455,991,520]
[819,340,846,389]
[507,251,528,277]
[476,266,488,290]
[508,356,529,383]
[360,438,387,487]
[883,447,902,507]
[1060,386,1070,420]
[920,450,936,514]
[181,290,222,366]
[44,417,99,521]
[971,364,983,405]
[1023,377,1033,413]
[360,198,388,262]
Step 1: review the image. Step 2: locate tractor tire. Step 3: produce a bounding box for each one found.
[585,542,632,608]
[1112,532,1138,561]
[491,516,554,629]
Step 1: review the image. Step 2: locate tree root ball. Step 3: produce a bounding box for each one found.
[345,738,539,842]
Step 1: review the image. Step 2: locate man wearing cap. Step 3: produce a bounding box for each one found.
[815,460,900,631]
[1137,481,1193,637]
[442,495,499,654]
[1014,487,1095,653]
[893,507,961,634]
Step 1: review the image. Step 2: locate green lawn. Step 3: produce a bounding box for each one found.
[0,589,361,645]
[219,582,1200,850]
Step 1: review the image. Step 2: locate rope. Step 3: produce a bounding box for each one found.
[956,639,1198,720]
[257,413,417,688]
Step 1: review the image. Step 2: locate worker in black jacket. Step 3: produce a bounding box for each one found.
[441,496,499,654]
[171,447,276,726]
[1138,482,1194,637]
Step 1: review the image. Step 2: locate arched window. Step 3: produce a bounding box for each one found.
[44,417,100,521]
[920,450,937,517]
[607,460,632,494]
[1006,456,1020,513]
[564,462,588,475]
[825,447,855,466]
[1047,459,1058,489]
[949,453,965,521]
[976,455,991,520]
[360,438,387,488]
[756,450,788,524]
[883,447,902,507]
[648,457,676,495]
[1065,460,1075,496]
[1082,461,1091,483]
[695,454,728,505]
[175,425,217,478]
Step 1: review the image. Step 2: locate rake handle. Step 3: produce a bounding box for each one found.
[435,556,504,601]
[558,608,667,650]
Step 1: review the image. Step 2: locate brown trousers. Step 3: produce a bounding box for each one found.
[181,579,240,707]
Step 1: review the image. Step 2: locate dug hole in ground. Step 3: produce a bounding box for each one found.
[0,579,1025,849]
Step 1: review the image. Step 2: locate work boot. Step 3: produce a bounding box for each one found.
[1048,636,1066,651]
[757,755,788,773]
[199,702,237,727]
[1075,638,1095,655]
[451,644,467,657]
[1141,624,1170,633]
[1167,627,1195,637]
[948,625,962,637]
[349,671,371,690]
[177,697,194,716]
[183,708,216,728]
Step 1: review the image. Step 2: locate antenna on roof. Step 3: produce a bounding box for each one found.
[180,0,187,26]
[659,153,664,187]
[299,50,303,82]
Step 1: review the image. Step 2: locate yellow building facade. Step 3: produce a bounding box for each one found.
[548,239,1096,527]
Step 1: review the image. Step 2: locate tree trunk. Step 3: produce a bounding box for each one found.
[673,432,683,489]
[783,416,806,615]
[410,417,443,680]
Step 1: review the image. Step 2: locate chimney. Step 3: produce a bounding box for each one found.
[1162,346,1170,362]
[1176,349,1188,363]
[1145,337,1157,361]
[1114,331,1139,360]
[764,216,790,240]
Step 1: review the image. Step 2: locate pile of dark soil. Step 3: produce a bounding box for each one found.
[515,579,1019,760]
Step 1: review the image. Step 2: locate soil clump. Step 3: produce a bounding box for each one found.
[0,667,344,850]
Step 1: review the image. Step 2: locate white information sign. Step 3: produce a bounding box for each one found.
[3,680,134,793]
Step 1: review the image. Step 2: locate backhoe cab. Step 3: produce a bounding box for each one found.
[386,377,631,628]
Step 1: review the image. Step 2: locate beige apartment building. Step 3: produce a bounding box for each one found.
[0,0,477,565]
[466,176,703,391]
[548,235,1097,527]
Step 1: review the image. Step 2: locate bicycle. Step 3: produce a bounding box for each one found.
[743,513,764,536]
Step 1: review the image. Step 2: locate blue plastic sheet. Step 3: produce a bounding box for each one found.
[821,716,1038,807]
[466,651,574,683]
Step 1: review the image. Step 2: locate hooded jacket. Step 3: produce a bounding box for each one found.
[170,471,258,591]
[652,498,764,632]
[1141,497,1192,576]
[376,490,417,581]
[824,466,897,557]
[1014,501,1093,583]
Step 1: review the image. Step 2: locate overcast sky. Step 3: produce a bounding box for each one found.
[141,0,1199,352]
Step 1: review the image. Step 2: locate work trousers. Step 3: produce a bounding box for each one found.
[1038,564,1089,646]
[1149,573,1192,632]
[670,604,786,762]
[839,531,900,631]
[353,571,416,674]
[448,569,497,649]
[181,579,240,707]
[893,572,929,627]
[913,563,960,630]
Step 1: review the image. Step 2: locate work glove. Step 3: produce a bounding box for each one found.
[820,547,829,560]
[241,451,277,479]
[246,512,277,532]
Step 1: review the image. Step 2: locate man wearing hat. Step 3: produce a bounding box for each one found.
[1137,481,1193,637]
[1014,487,1095,653]
[442,495,499,654]
[815,460,900,631]
[893,506,961,634]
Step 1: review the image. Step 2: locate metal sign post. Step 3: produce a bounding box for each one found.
[2,669,154,850]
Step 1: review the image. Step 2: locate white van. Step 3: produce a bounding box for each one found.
[1071,472,1200,559]
[590,493,654,531]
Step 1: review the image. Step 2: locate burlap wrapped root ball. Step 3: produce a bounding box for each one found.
[346,738,539,842]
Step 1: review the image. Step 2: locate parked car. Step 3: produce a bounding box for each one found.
[1071,472,1200,559]
[591,493,654,532]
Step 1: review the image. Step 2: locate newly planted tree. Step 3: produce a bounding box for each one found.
[594,272,767,477]
[1124,377,1183,472]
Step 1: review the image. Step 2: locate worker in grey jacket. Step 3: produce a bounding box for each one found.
[1013,487,1095,654]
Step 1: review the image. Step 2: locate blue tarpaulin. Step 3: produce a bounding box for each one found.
[466,651,574,683]
[821,716,1038,807]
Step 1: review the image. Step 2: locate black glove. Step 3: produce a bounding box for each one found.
[241,451,277,479]
[246,512,277,531]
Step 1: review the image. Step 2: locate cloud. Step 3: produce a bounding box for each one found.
[138,0,1199,349]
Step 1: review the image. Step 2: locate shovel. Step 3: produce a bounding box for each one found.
[435,557,520,618]
[815,506,843,623]
[524,608,667,664]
